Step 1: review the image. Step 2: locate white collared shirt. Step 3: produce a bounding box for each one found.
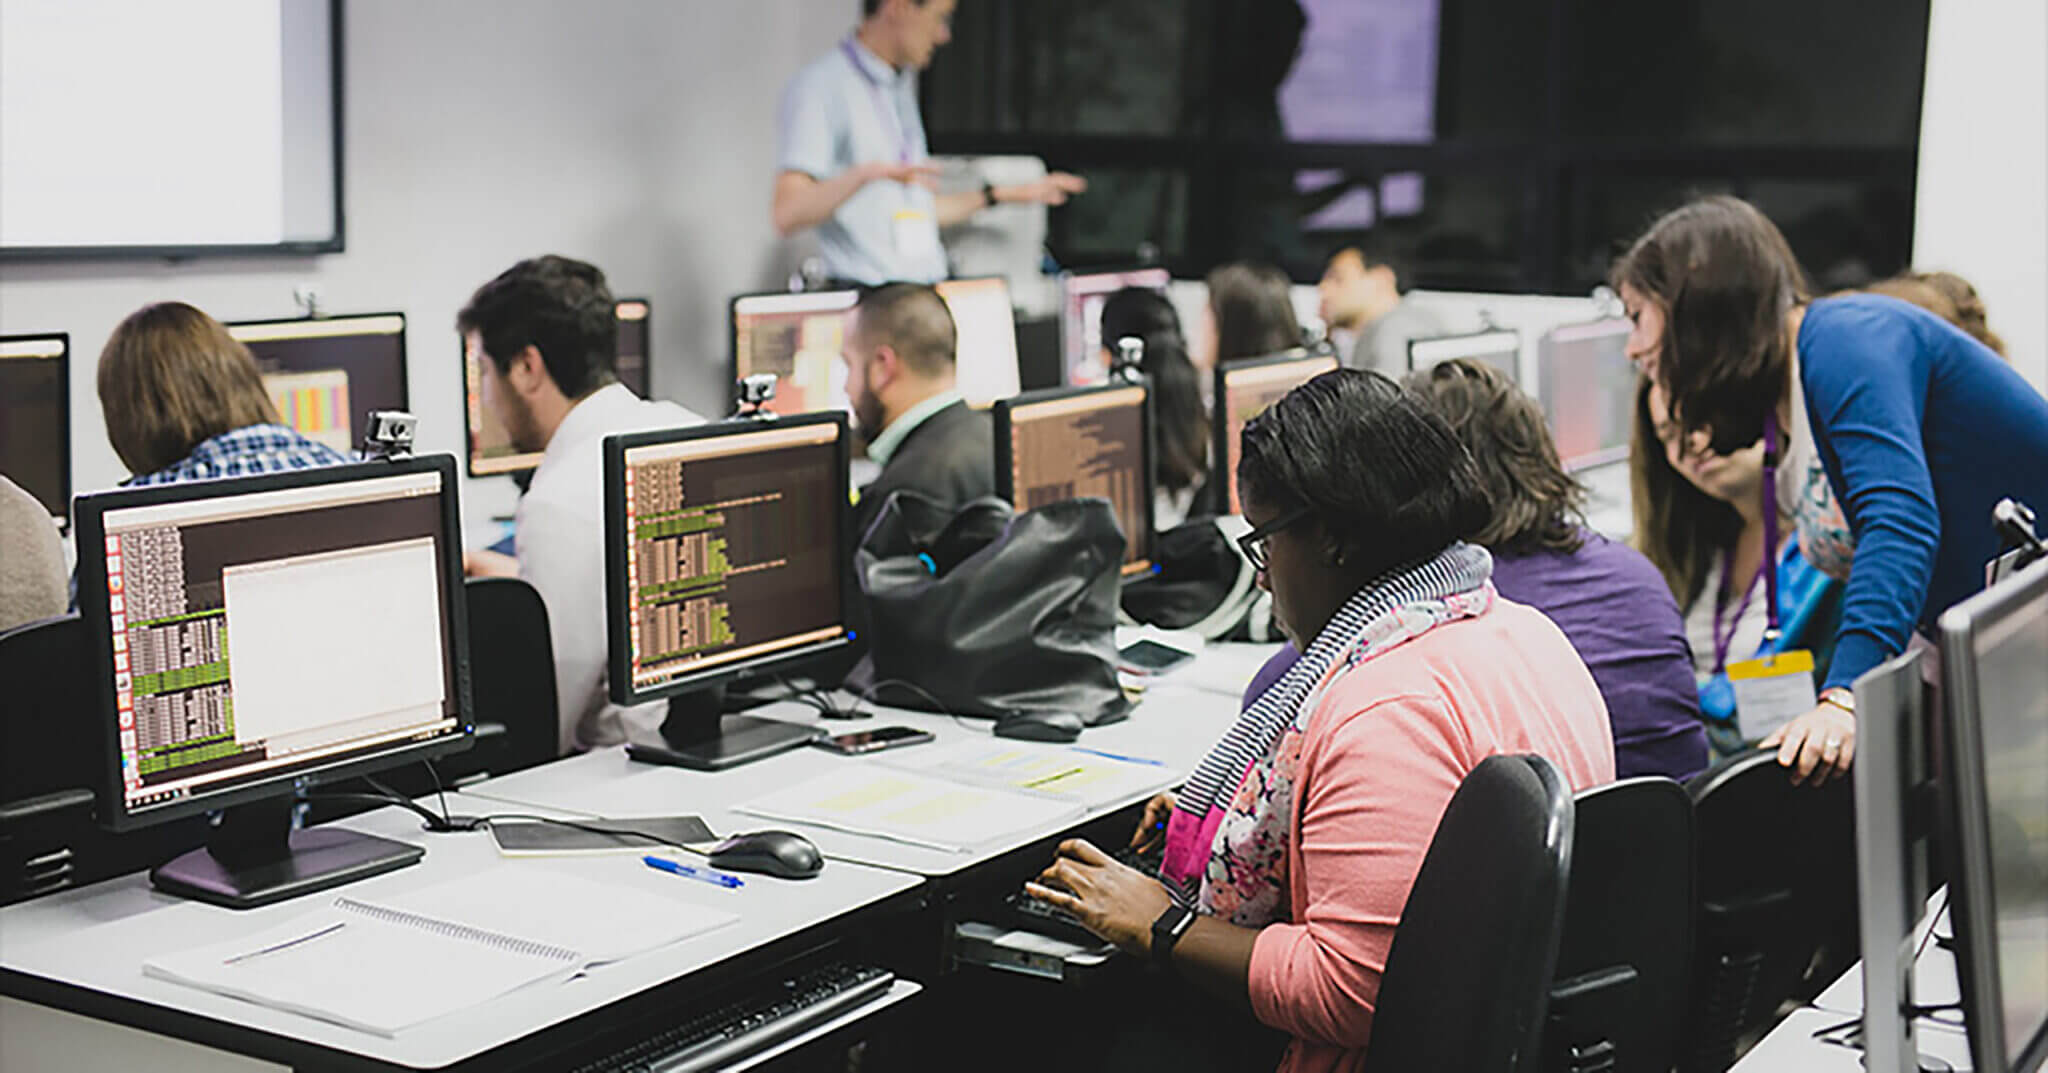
[516,384,705,754]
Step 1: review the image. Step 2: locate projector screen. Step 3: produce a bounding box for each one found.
[0,0,341,258]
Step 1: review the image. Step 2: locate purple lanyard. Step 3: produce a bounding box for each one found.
[1710,414,1785,673]
[840,39,913,165]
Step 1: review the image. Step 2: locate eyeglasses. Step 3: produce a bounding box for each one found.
[1237,507,1312,572]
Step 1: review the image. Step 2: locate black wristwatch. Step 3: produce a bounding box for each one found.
[982,180,999,208]
[1151,904,1196,969]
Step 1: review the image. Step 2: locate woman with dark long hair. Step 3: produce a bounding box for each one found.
[1101,286,1210,527]
[1613,194,2048,783]
[1198,262,1302,370]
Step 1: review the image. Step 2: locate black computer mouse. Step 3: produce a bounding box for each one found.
[992,710,1085,743]
[706,830,824,879]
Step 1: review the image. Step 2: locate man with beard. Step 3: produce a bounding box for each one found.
[843,282,993,541]
[459,255,703,755]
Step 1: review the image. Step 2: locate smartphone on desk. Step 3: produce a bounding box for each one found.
[813,725,935,755]
[1118,639,1196,676]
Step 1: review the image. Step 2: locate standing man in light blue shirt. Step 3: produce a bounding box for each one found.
[773,0,1086,286]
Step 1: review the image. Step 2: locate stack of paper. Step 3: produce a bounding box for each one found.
[144,868,736,1036]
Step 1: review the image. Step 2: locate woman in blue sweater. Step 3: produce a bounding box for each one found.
[1612,195,2048,784]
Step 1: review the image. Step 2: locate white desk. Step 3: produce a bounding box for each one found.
[456,643,1279,879]
[1732,897,1976,1072]
[1735,1007,1975,1072]
[0,802,923,1070]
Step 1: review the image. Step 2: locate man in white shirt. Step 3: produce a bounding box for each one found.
[772,0,1086,285]
[459,256,704,755]
[1317,245,1450,375]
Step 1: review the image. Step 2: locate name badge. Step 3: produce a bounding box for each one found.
[892,207,937,259]
[1727,649,1818,742]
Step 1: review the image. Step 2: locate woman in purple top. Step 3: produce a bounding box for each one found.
[1248,362,1706,779]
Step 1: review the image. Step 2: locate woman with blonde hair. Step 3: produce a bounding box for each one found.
[98,302,348,486]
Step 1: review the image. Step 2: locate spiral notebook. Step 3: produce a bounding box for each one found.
[143,869,737,1036]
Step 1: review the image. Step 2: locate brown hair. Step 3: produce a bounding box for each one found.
[98,302,280,477]
[1610,195,1809,456]
[852,282,957,378]
[1861,271,2008,357]
[1206,262,1302,363]
[1407,358,1585,555]
[1628,377,1743,608]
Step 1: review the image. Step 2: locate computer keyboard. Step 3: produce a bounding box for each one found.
[1000,844,1164,946]
[571,961,895,1073]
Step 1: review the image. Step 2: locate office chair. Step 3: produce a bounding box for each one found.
[1542,777,1695,1073]
[0,615,98,903]
[1679,752,1856,1073]
[0,615,206,902]
[453,576,559,779]
[1361,754,1575,1073]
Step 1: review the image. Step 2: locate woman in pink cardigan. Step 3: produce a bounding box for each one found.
[1029,370,1616,1073]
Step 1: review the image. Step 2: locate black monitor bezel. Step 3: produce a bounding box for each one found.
[1405,327,1523,374]
[991,381,1157,575]
[613,296,653,399]
[0,331,72,527]
[1210,348,1340,518]
[1938,554,2048,1073]
[1057,265,1171,387]
[75,454,476,834]
[726,288,862,415]
[224,310,412,414]
[603,411,856,708]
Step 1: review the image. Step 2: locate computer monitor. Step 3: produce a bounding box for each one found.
[1408,328,1521,383]
[1212,349,1340,516]
[0,332,70,525]
[1938,557,2048,1073]
[1060,267,1171,387]
[603,413,852,769]
[615,297,652,398]
[730,289,860,417]
[73,456,474,908]
[992,383,1155,576]
[1855,646,1948,1073]
[1538,318,1635,472]
[935,276,1021,407]
[228,313,408,457]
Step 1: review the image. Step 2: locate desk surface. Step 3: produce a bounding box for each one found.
[458,643,1279,878]
[1736,1007,1975,1072]
[0,802,923,1071]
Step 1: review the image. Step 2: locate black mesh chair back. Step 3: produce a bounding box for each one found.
[1543,776,1696,1073]
[1680,752,1856,1072]
[0,615,206,902]
[452,576,559,779]
[0,615,96,903]
[1362,753,1576,1073]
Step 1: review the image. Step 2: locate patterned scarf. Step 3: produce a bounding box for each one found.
[1160,541,1496,917]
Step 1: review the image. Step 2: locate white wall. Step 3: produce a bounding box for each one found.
[1913,0,2048,390]
[0,0,845,530]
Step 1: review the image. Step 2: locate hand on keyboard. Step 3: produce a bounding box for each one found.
[1024,839,1175,953]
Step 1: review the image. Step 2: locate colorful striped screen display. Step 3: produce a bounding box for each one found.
[261,369,353,454]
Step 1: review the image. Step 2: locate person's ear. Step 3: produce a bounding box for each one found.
[1368,264,1399,293]
[506,345,548,397]
[870,344,903,391]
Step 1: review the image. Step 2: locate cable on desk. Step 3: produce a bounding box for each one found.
[850,678,981,732]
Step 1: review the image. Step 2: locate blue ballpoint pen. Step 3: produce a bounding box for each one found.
[643,855,744,889]
[1069,745,1166,767]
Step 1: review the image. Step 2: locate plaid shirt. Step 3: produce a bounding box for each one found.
[125,424,352,487]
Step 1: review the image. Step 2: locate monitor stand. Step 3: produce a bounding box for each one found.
[152,796,423,910]
[653,683,821,771]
